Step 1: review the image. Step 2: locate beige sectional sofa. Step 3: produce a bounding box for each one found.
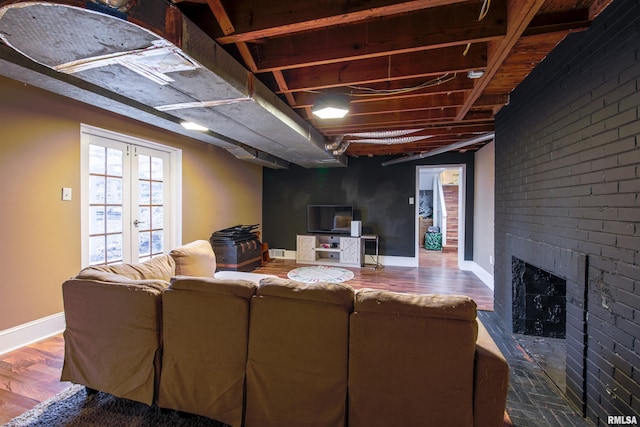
[61,240,509,426]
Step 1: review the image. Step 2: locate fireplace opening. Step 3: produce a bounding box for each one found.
[512,257,567,337]
[512,257,568,392]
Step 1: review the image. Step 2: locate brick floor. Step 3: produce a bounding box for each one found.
[478,311,596,427]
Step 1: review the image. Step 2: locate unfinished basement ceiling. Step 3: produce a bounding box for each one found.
[0,1,345,169]
[0,0,616,166]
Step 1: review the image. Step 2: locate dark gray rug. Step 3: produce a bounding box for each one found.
[3,385,229,426]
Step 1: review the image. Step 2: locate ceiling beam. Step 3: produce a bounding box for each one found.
[214,0,471,44]
[456,0,546,120]
[249,0,506,72]
[281,43,487,92]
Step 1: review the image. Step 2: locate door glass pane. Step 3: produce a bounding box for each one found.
[152,206,163,229]
[106,177,122,204]
[139,232,150,256]
[89,143,124,265]
[89,176,105,204]
[106,148,123,176]
[106,207,122,233]
[107,234,123,263]
[138,207,150,230]
[151,230,163,254]
[89,145,105,175]
[138,154,150,180]
[89,235,105,264]
[90,206,105,234]
[151,181,163,204]
[151,157,163,180]
[139,181,150,205]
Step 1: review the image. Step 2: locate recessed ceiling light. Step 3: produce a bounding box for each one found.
[180,121,209,131]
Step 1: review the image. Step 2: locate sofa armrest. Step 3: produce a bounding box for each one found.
[61,278,165,405]
[473,319,509,427]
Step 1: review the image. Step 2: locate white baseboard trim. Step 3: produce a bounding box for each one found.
[0,312,66,356]
[469,262,494,290]
[378,256,417,267]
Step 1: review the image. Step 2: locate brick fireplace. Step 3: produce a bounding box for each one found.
[494,1,639,422]
[501,235,588,411]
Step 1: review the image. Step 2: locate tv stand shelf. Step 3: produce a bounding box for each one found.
[296,234,362,267]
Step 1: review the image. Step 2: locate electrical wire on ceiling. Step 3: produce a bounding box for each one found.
[346,73,457,97]
[463,0,491,56]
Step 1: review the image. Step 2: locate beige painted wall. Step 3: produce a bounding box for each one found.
[0,76,262,331]
[473,140,495,275]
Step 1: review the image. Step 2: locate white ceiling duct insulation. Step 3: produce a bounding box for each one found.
[0,1,346,168]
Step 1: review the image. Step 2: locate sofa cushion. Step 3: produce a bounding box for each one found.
[170,240,216,277]
[256,277,354,309]
[348,289,478,427]
[245,277,354,427]
[169,276,257,299]
[77,254,175,283]
[159,276,257,426]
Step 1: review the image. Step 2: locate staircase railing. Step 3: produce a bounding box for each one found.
[433,175,447,247]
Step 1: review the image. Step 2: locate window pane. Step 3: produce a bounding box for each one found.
[138,154,150,180]
[151,181,163,204]
[90,206,105,234]
[138,207,150,230]
[139,232,150,256]
[107,234,123,263]
[89,145,105,174]
[89,176,105,204]
[89,235,105,265]
[139,181,150,205]
[151,156,163,180]
[151,230,163,254]
[152,206,163,229]
[106,207,122,233]
[106,148,123,177]
[106,177,122,204]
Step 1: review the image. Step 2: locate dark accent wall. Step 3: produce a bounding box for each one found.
[495,0,640,422]
[263,153,475,259]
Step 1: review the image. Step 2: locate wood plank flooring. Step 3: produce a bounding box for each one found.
[0,249,493,424]
[258,248,494,311]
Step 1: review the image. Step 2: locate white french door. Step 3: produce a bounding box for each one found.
[81,126,181,266]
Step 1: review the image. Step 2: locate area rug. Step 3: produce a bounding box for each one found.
[4,384,512,426]
[3,385,228,427]
[287,265,354,283]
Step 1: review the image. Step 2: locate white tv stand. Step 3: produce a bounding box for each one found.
[296,234,362,267]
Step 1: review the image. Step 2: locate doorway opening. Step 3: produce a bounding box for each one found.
[415,165,465,268]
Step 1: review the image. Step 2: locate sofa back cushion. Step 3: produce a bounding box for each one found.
[158,276,257,427]
[170,240,216,277]
[77,254,175,283]
[244,277,354,427]
[348,289,478,427]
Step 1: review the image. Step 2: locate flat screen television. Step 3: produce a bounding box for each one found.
[307,205,353,234]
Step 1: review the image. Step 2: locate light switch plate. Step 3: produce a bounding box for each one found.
[62,187,72,201]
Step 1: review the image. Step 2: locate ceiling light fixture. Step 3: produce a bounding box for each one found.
[180,121,209,131]
[467,70,485,79]
[312,94,350,119]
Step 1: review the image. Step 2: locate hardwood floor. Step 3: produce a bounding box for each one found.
[258,248,493,311]
[0,249,493,424]
[0,334,70,424]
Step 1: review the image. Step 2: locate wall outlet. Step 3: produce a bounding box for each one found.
[409,197,414,205]
[61,187,72,201]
